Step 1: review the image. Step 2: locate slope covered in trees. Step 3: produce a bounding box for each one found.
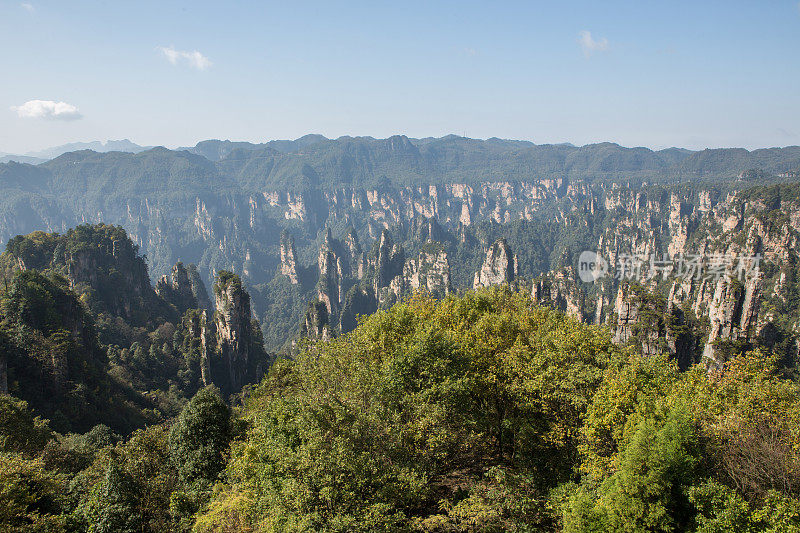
[0,224,271,431]
[1,137,800,355]
[2,285,800,531]
[194,288,800,531]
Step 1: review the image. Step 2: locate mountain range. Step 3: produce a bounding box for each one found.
[3,134,800,531]
[0,138,151,164]
[1,134,800,353]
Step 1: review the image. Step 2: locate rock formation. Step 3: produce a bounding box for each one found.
[344,227,366,280]
[213,271,265,393]
[473,238,517,289]
[300,300,333,342]
[611,282,665,356]
[156,262,198,314]
[279,231,300,284]
[373,229,405,304]
[182,309,213,387]
[317,228,346,315]
[404,245,451,297]
[531,269,584,321]
[339,286,379,334]
[186,264,213,310]
[702,273,763,371]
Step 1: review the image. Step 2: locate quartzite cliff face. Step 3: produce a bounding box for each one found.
[474,239,518,289]
[2,139,799,366]
[213,272,267,393]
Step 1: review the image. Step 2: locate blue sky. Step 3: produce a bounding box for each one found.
[1,0,799,153]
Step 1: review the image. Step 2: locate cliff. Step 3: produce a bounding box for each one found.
[213,271,268,393]
[156,261,205,314]
[300,300,333,342]
[531,269,585,322]
[3,143,798,366]
[473,238,517,289]
[4,224,174,326]
[279,231,300,284]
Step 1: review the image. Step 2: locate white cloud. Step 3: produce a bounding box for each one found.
[21,3,34,13]
[159,46,212,70]
[11,100,82,120]
[578,30,609,57]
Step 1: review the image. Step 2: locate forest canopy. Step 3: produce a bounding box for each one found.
[2,286,800,531]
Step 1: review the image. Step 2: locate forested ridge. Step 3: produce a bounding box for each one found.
[1,263,799,530]
[2,136,799,354]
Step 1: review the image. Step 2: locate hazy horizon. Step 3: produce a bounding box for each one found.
[5,133,800,159]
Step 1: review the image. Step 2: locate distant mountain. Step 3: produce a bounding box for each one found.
[2,134,800,350]
[0,154,46,164]
[180,134,330,160]
[23,139,151,160]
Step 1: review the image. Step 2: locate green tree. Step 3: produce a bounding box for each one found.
[0,395,53,455]
[0,452,66,532]
[83,462,143,533]
[196,288,617,531]
[565,405,700,532]
[169,386,231,486]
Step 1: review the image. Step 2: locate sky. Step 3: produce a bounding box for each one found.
[1,0,799,154]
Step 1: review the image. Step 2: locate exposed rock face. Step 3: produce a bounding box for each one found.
[279,231,300,284]
[182,309,213,386]
[345,228,366,280]
[404,245,451,297]
[409,216,445,244]
[3,225,175,327]
[531,269,584,321]
[373,229,405,304]
[156,262,198,314]
[4,139,800,359]
[317,228,346,315]
[300,300,333,342]
[612,283,639,345]
[605,269,764,372]
[473,238,517,289]
[186,264,212,310]
[64,234,162,324]
[299,227,454,342]
[180,277,269,393]
[702,274,762,371]
[257,181,798,368]
[213,272,258,393]
[611,282,665,357]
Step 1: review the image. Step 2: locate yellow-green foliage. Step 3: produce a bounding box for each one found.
[2,287,800,532]
[566,350,800,532]
[196,287,617,531]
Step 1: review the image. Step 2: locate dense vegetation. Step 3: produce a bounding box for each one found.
[0,224,270,431]
[3,287,798,531]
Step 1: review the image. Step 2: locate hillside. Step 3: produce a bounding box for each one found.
[0,224,271,433]
[2,288,799,531]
